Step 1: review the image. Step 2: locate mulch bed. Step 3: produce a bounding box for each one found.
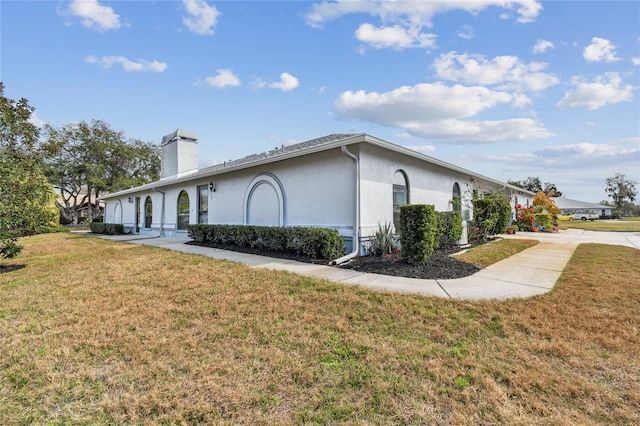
[186,241,483,280]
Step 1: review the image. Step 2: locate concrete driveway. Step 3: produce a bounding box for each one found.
[505,227,640,249]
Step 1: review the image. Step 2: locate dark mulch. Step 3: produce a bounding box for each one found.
[339,247,480,279]
[186,241,482,280]
[0,264,26,274]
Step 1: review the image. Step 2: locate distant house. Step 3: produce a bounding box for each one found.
[101,130,535,257]
[552,197,613,219]
[57,192,105,224]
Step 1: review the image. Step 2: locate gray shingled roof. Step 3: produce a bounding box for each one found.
[200,133,360,173]
[552,197,609,209]
[101,131,534,199]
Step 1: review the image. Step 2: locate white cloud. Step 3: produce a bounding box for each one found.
[632,57,640,66]
[182,0,221,35]
[335,82,553,143]
[305,1,540,53]
[86,55,167,72]
[204,69,241,88]
[251,78,267,90]
[355,23,436,50]
[583,37,619,62]
[28,111,45,128]
[67,0,120,32]
[489,138,640,170]
[405,144,436,155]
[533,39,554,54]
[405,118,552,142]
[511,93,533,108]
[269,73,299,92]
[457,25,474,40]
[468,138,639,204]
[305,0,542,28]
[556,72,634,110]
[433,52,559,92]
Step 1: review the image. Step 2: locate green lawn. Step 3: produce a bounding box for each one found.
[1,233,639,425]
[561,218,640,232]
[455,238,538,269]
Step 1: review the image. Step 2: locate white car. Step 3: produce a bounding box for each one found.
[573,212,598,221]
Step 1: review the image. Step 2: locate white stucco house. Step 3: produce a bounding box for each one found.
[101,130,535,256]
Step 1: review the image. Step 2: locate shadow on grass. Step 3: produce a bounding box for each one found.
[0,264,26,274]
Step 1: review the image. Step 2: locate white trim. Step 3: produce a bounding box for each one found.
[243,173,285,226]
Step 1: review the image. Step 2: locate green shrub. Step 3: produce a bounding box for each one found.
[36,224,70,234]
[368,222,395,256]
[90,222,125,235]
[186,224,345,260]
[471,192,511,241]
[437,211,463,248]
[399,204,439,264]
[532,213,553,229]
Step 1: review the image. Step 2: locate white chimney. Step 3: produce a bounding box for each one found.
[160,129,198,179]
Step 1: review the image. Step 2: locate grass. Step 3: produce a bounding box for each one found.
[455,238,539,269]
[1,233,639,425]
[561,218,640,232]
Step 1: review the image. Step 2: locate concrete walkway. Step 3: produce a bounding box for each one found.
[88,228,639,301]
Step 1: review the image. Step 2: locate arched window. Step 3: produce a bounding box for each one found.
[144,196,153,228]
[113,201,122,224]
[177,190,189,230]
[393,170,409,229]
[452,183,461,212]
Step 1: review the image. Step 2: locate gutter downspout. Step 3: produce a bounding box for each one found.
[153,188,166,237]
[332,145,360,265]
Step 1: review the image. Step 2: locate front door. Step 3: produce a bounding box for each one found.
[135,197,141,233]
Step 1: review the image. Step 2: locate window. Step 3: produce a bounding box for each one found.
[393,170,409,229]
[144,196,153,228]
[197,185,208,224]
[452,183,461,212]
[177,190,190,230]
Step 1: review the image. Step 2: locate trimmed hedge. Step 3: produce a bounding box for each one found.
[399,204,439,264]
[90,222,125,235]
[36,224,70,234]
[187,224,345,260]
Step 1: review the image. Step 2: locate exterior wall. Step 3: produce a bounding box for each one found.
[104,148,356,241]
[103,138,534,252]
[358,143,473,239]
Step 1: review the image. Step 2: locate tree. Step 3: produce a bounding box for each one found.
[0,83,58,260]
[470,191,512,241]
[508,176,562,197]
[605,173,637,216]
[43,120,160,223]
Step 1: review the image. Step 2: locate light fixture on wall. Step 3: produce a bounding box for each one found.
[209,182,216,192]
[128,197,133,203]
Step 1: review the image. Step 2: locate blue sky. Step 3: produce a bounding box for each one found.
[2,0,639,203]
